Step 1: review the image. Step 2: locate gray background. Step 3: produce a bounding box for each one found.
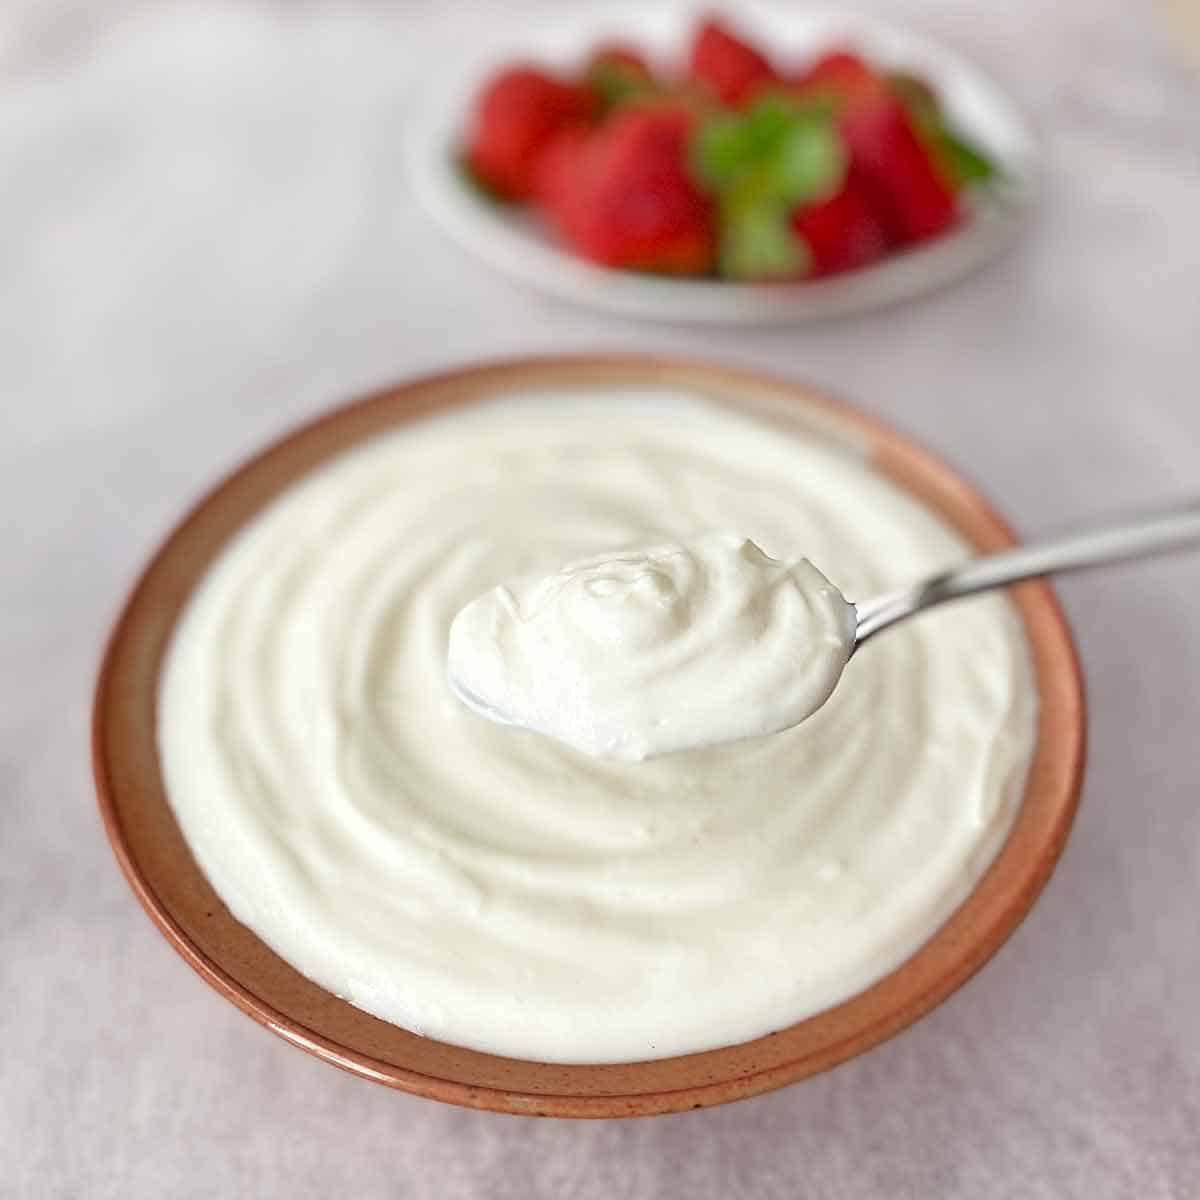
[3,1,1198,1196]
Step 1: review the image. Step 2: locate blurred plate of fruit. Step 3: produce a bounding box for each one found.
[407,2,1040,323]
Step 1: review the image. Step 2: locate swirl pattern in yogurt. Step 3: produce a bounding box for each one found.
[158,389,1036,1064]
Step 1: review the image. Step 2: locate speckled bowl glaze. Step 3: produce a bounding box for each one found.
[93,356,1086,1117]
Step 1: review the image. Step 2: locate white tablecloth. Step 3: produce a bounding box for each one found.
[3,2,1198,1196]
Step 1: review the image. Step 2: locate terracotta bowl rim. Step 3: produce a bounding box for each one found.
[92,353,1086,1118]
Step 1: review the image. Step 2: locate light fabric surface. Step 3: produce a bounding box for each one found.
[2,1,1198,1196]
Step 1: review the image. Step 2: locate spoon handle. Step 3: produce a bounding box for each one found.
[854,499,1200,646]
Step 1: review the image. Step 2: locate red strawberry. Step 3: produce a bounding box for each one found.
[541,107,716,274]
[790,170,889,276]
[687,18,777,107]
[792,50,888,109]
[533,126,588,214]
[839,97,957,245]
[465,66,596,200]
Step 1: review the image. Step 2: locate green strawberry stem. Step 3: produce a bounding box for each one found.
[693,94,844,280]
[694,94,844,204]
[718,199,810,279]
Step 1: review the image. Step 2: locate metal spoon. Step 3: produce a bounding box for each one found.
[852,499,1200,652]
[449,499,1200,751]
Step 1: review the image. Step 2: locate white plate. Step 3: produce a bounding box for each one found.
[406,1,1041,324]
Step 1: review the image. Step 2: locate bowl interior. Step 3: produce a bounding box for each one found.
[93,357,1084,1117]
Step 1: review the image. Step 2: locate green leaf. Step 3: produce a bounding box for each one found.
[693,95,844,208]
[693,96,844,278]
[693,113,754,190]
[771,119,844,205]
[934,128,996,185]
[740,94,796,153]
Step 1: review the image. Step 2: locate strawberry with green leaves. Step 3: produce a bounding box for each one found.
[888,71,997,190]
[464,66,596,200]
[839,95,958,245]
[791,50,994,246]
[539,106,717,274]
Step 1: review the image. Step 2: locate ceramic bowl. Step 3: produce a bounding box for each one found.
[93,356,1085,1116]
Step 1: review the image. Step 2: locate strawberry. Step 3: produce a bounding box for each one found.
[586,43,657,111]
[839,96,957,245]
[687,17,777,107]
[792,50,888,110]
[540,107,716,274]
[464,66,596,200]
[888,71,997,191]
[790,170,889,276]
[533,126,588,214]
[793,54,960,244]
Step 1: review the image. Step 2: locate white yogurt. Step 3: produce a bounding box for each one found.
[447,534,857,760]
[158,389,1036,1064]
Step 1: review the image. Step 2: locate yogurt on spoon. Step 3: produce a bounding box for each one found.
[447,532,857,760]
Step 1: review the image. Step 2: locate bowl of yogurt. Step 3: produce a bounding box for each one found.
[93,356,1085,1116]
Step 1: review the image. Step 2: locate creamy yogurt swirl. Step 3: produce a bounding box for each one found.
[158,389,1036,1064]
[448,534,857,759]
